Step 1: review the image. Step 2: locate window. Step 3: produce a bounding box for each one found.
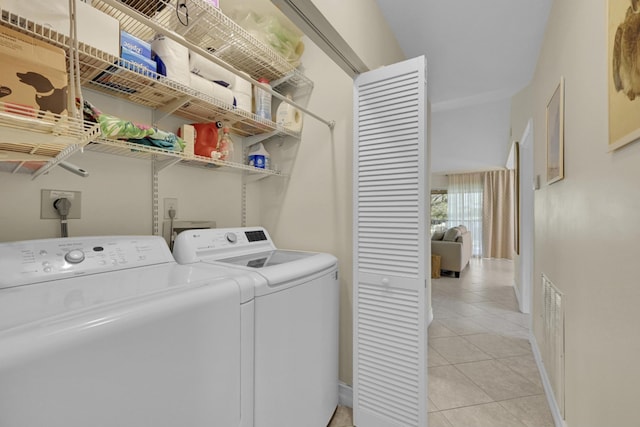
[430,190,448,234]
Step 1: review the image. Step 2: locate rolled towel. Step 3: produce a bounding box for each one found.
[189,51,235,88]
[151,35,190,87]
[190,73,236,106]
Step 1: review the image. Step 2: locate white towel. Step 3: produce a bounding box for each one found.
[151,35,190,87]
[189,51,235,88]
[190,73,236,106]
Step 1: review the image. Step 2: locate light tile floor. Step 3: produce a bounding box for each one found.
[429,258,553,427]
[328,258,554,427]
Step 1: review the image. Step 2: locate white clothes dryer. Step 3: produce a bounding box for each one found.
[173,227,339,427]
[0,235,253,427]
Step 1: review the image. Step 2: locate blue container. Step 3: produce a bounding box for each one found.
[121,31,152,59]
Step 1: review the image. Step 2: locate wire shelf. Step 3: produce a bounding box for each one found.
[0,4,305,177]
[0,103,101,175]
[86,137,286,178]
[91,0,312,89]
[1,8,303,139]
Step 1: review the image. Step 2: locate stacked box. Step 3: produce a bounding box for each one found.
[0,26,68,119]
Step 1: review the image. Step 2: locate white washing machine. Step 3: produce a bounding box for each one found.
[173,227,339,427]
[0,235,253,427]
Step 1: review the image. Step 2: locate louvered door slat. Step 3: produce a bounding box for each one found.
[353,56,428,427]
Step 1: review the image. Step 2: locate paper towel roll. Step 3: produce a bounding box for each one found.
[233,72,253,95]
[190,73,236,106]
[234,93,252,113]
[189,52,235,88]
[151,35,190,87]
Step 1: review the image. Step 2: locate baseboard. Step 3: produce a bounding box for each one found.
[338,382,353,408]
[513,279,523,312]
[529,333,567,427]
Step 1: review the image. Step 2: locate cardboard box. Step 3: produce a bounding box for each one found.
[121,31,151,59]
[179,124,195,156]
[0,26,68,118]
[1,0,120,57]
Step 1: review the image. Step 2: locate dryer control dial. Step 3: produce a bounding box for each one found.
[225,232,238,244]
[64,249,85,264]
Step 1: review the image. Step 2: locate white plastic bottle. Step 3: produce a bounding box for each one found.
[254,78,272,120]
[275,94,303,132]
[248,142,270,169]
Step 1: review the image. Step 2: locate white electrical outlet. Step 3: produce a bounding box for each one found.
[164,198,178,219]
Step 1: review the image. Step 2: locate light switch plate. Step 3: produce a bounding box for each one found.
[41,189,82,219]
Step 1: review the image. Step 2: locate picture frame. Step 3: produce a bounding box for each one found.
[546,77,564,184]
[608,0,640,150]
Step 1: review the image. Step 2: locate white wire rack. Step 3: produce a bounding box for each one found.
[87,137,286,178]
[91,0,313,88]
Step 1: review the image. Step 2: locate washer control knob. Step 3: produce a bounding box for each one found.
[65,249,85,264]
[225,232,237,244]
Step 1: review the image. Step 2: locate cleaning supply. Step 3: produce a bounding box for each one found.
[217,127,234,161]
[192,122,219,158]
[248,142,270,169]
[275,94,303,132]
[254,77,272,120]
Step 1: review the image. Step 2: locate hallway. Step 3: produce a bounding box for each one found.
[428,259,554,427]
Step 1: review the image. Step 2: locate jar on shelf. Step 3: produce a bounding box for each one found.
[254,78,272,120]
[217,127,234,161]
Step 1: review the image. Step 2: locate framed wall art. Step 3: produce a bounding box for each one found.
[609,0,640,150]
[546,77,564,184]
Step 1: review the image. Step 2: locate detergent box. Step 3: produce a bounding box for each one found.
[0,26,68,119]
[120,31,152,59]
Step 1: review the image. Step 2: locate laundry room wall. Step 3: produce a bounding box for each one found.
[249,1,405,387]
[0,88,243,243]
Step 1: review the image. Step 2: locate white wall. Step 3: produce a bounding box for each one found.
[515,0,640,425]
[431,173,448,190]
[431,98,512,174]
[311,0,405,69]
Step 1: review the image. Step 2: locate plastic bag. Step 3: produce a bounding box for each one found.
[231,11,304,67]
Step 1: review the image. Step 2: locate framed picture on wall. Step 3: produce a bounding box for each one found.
[546,77,564,184]
[608,0,640,150]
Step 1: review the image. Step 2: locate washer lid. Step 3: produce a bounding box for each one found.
[218,250,314,268]
[215,250,337,291]
[0,264,227,333]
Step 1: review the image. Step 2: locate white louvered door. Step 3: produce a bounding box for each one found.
[353,56,429,427]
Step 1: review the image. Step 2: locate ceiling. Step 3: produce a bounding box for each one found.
[374,0,553,111]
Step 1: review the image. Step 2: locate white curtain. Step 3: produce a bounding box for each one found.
[447,173,483,256]
[447,170,515,259]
